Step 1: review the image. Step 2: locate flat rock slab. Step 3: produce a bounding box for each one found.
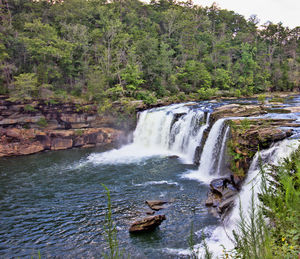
[146,200,168,211]
[129,215,166,233]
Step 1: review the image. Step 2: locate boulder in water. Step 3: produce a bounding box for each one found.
[146,200,168,211]
[217,195,236,215]
[129,215,166,233]
[205,191,221,207]
[210,178,238,198]
[206,177,239,217]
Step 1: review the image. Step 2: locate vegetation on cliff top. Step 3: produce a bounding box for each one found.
[0,0,299,106]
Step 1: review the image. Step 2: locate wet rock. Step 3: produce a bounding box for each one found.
[146,200,168,211]
[205,191,221,207]
[230,174,244,189]
[193,146,201,165]
[0,127,123,157]
[206,177,239,217]
[129,215,166,233]
[217,196,236,215]
[0,141,44,156]
[168,155,179,159]
[210,178,238,197]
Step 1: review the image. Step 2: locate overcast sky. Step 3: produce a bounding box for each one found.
[194,0,300,28]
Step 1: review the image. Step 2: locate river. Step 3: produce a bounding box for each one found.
[1,96,299,258]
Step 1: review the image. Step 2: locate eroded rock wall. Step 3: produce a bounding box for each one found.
[0,96,129,157]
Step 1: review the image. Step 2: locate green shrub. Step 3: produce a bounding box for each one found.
[24,104,37,112]
[36,117,48,127]
[269,97,284,103]
[234,89,241,98]
[74,129,84,136]
[9,73,38,101]
[197,87,217,100]
[258,94,266,104]
[229,144,300,258]
[136,90,157,105]
[178,92,186,101]
[102,184,125,259]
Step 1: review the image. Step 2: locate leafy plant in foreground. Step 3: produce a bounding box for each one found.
[102,184,126,259]
[229,144,300,258]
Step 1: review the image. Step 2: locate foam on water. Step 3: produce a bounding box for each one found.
[133,180,179,187]
[87,143,172,165]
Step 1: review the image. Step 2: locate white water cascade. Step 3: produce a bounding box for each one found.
[184,118,230,183]
[169,110,206,163]
[216,125,230,175]
[88,104,211,164]
[200,139,300,258]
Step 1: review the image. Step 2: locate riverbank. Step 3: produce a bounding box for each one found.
[0,96,130,157]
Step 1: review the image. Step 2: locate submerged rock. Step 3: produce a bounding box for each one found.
[146,210,155,215]
[129,215,166,233]
[146,200,168,211]
[168,155,179,159]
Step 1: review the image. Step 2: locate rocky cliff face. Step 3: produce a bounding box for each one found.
[0,96,129,157]
[205,104,298,218]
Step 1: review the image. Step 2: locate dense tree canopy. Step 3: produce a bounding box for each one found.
[0,0,299,102]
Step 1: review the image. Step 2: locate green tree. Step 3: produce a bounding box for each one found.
[214,68,232,90]
[9,73,38,100]
[176,60,212,93]
[121,63,144,96]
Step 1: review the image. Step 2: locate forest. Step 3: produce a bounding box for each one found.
[0,0,299,105]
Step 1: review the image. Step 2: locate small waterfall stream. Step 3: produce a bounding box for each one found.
[197,118,227,177]
[200,139,300,258]
[216,125,230,176]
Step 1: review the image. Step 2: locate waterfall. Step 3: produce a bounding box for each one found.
[169,110,205,163]
[200,139,300,258]
[133,108,175,150]
[198,118,227,175]
[216,125,230,176]
[88,104,210,164]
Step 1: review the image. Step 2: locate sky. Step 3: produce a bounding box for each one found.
[193,0,300,28]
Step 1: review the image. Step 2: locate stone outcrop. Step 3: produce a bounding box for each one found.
[228,118,294,174]
[129,215,166,233]
[0,127,123,157]
[205,116,296,218]
[0,96,128,157]
[211,104,267,122]
[204,103,299,218]
[205,176,239,217]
